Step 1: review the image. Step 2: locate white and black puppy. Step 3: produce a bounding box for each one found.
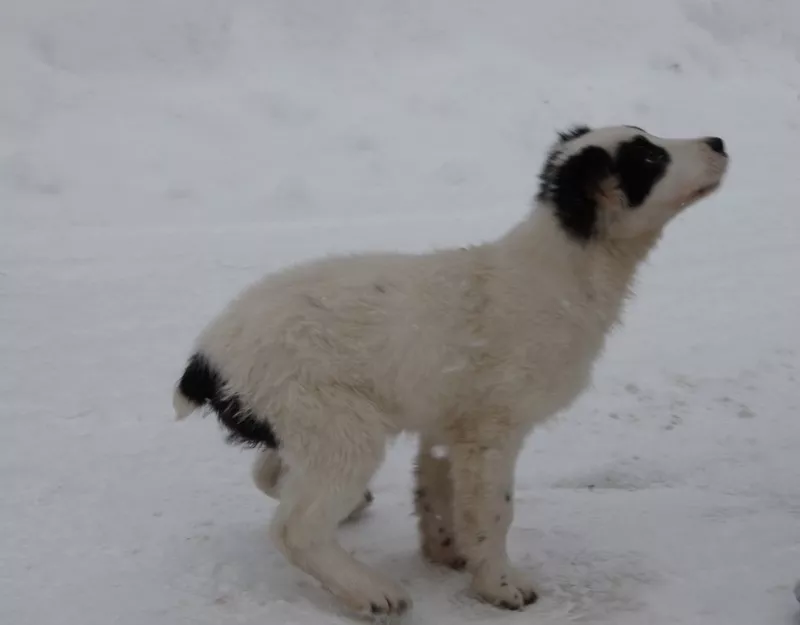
[173,125,728,617]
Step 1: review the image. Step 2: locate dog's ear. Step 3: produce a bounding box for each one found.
[549,146,614,242]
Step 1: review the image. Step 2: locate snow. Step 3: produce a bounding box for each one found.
[2,1,800,624]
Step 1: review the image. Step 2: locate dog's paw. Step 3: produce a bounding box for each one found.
[470,564,538,610]
[343,575,412,618]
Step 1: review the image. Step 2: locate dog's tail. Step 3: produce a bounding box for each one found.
[172,352,281,449]
[172,353,217,420]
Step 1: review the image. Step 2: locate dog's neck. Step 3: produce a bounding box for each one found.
[495,204,662,327]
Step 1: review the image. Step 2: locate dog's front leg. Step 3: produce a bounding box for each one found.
[449,437,538,610]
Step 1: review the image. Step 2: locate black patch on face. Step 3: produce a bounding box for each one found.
[177,353,280,449]
[615,136,671,207]
[538,144,614,242]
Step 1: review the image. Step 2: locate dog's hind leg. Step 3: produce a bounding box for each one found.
[252,449,285,498]
[252,449,373,523]
[268,391,410,617]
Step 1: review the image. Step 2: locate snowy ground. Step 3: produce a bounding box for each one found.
[2,1,800,624]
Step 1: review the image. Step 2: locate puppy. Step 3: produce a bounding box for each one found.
[173,125,728,616]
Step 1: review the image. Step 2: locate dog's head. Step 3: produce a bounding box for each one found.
[537,125,729,242]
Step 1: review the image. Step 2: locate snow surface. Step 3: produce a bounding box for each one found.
[2,1,800,624]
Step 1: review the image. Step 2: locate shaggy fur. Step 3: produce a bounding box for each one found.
[173,125,728,617]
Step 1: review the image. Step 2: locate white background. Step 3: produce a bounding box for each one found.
[2,1,800,623]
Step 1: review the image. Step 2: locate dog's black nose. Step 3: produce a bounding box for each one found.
[704,137,726,155]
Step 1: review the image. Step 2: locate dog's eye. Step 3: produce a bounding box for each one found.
[643,152,666,165]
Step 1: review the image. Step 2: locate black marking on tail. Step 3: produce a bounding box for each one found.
[178,353,218,405]
[213,394,280,450]
[178,353,280,449]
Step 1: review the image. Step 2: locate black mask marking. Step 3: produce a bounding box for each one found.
[615,136,671,207]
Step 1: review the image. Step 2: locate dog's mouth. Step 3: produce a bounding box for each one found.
[681,181,721,207]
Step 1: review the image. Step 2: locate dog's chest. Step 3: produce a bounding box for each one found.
[499,300,614,416]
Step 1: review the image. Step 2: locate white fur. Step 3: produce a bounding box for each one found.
[251,449,373,523]
[172,388,195,421]
[176,126,728,616]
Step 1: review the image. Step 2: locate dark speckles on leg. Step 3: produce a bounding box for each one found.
[441,537,452,548]
[505,492,512,503]
[423,504,432,514]
[476,533,486,543]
